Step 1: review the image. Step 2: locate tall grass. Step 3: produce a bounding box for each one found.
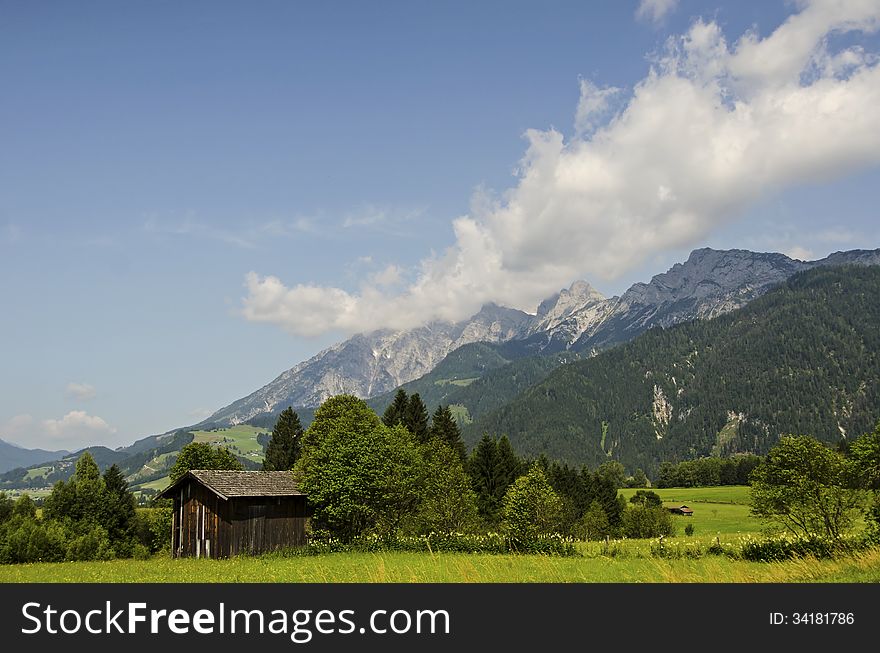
[1,547,879,583]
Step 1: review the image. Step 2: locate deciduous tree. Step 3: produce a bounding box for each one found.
[169,442,243,484]
[501,465,563,547]
[750,435,865,539]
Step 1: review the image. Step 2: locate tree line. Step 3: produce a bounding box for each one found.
[750,421,880,541]
[0,455,171,564]
[249,390,676,545]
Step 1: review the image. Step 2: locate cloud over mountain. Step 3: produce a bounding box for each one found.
[242,0,880,338]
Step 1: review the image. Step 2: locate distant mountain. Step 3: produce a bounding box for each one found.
[203,247,880,430]
[465,265,880,473]
[0,427,266,493]
[367,247,880,423]
[8,247,879,491]
[202,303,533,426]
[0,439,69,474]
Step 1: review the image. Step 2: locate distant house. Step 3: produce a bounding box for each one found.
[668,505,694,516]
[158,470,308,558]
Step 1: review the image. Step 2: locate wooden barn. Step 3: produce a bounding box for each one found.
[668,505,694,516]
[158,470,308,558]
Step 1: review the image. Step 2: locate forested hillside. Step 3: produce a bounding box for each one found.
[466,266,880,473]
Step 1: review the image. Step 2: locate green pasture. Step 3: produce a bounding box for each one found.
[433,378,477,387]
[131,476,171,493]
[619,486,762,538]
[191,425,266,460]
[619,485,752,505]
[24,466,52,482]
[2,548,880,583]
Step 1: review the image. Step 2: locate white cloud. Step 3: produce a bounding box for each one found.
[2,411,116,449]
[785,246,815,260]
[258,217,319,237]
[144,214,257,249]
[242,0,880,338]
[574,79,621,136]
[188,408,214,420]
[65,382,97,401]
[341,204,426,231]
[144,213,321,248]
[636,0,679,24]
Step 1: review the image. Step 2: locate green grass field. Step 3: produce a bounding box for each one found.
[2,548,880,583]
[131,476,171,493]
[619,485,762,538]
[191,425,266,461]
[23,465,53,481]
[3,484,877,583]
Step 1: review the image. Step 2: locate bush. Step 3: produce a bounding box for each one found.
[739,533,872,562]
[622,505,675,539]
[0,517,68,564]
[629,490,662,508]
[133,504,174,553]
[66,526,114,561]
[573,501,612,541]
[684,523,695,536]
[501,465,564,547]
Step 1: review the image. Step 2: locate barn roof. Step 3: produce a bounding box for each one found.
[158,470,303,500]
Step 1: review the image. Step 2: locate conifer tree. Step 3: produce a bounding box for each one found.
[102,464,137,549]
[428,405,467,461]
[467,435,523,524]
[496,435,523,489]
[404,393,430,443]
[382,388,409,428]
[263,407,303,471]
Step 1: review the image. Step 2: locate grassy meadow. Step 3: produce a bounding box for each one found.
[191,425,267,461]
[2,548,880,583]
[619,485,760,538]
[3,485,878,583]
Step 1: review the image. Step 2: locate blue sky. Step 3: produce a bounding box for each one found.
[2,0,879,450]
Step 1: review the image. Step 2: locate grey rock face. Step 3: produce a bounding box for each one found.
[206,247,880,425]
[205,303,531,425]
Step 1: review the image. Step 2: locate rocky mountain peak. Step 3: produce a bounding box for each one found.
[203,246,880,427]
[622,248,806,307]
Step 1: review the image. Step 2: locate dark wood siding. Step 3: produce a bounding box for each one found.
[228,496,307,556]
[170,477,307,558]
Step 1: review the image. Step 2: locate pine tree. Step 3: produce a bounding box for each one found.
[382,388,409,428]
[429,405,467,461]
[496,435,523,489]
[263,407,303,471]
[73,452,106,527]
[102,464,137,549]
[467,434,502,523]
[404,393,430,443]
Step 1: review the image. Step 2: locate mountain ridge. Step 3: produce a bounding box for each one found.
[204,246,880,426]
[463,264,880,472]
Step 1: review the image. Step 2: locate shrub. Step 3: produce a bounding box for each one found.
[66,526,114,561]
[622,505,675,539]
[133,503,174,553]
[629,490,662,508]
[573,501,612,541]
[0,518,68,564]
[684,523,695,536]
[501,465,564,547]
[739,533,871,562]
